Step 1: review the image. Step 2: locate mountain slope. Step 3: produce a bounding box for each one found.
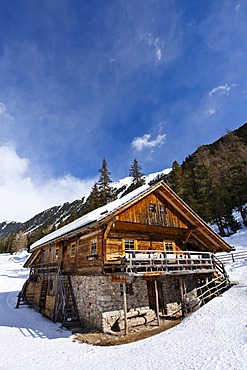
[0,169,171,252]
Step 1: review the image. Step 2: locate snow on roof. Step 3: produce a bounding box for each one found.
[30,183,152,250]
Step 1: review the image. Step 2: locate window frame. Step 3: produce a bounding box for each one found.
[91,240,97,256]
[124,239,135,251]
[70,242,76,257]
[164,241,174,252]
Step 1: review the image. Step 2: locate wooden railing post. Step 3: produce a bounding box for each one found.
[123,282,128,335]
[154,280,160,326]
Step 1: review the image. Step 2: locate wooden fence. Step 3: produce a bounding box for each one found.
[215,249,247,264]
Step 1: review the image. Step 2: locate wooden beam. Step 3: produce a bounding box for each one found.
[179,277,185,317]
[103,221,114,258]
[154,280,160,326]
[113,220,189,236]
[122,282,128,335]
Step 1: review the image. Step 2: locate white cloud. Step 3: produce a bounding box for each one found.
[141,33,165,63]
[0,102,14,126]
[208,83,238,97]
[206,83,238,115]
[132,133,166,151]
[0,145,95,222]
[207,108,216,116]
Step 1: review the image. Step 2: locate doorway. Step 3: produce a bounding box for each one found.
[147,280,164,312]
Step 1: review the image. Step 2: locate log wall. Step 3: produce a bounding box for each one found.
[118,193,187,228]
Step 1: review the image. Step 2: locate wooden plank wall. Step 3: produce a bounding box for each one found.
[118,193,187,228]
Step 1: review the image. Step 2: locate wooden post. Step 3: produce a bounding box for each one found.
[179,277,185,317]
[154,280,160,326]
[123,282,128,335]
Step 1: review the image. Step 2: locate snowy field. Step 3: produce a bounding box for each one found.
[0,230,247,370]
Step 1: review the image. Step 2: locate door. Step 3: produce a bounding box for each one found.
[147,280,164,311]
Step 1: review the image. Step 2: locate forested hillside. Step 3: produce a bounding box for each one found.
[165,123,247,236]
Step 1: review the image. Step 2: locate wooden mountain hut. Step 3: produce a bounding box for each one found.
[21,181,232,333]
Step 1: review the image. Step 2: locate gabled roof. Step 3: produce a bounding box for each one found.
[29,181,232,252]
[30,183,152,250]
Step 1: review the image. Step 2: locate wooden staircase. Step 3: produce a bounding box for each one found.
[15,279,33,308]
[53,268,81,329]
[183,254,230,313]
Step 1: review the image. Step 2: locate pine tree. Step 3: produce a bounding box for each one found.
[129,159,145,187]
[85,182,101,212]
[167,161,184,196]
[121,159,145,197]
[97,158,113,206]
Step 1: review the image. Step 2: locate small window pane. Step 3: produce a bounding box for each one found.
[91,240,97,256]
[164,242,173,251]
[55,247,59,260]
[70,243,76,257]
[124,240,135,250]
[149,203,156,213]
[160,205,165,214]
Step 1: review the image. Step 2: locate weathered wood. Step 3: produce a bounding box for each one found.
[23,181,231,331]
[154,280,160,326]
[179,277,185,317]
[122,282,128,335]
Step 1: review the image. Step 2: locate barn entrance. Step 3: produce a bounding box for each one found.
[147,280,164,312]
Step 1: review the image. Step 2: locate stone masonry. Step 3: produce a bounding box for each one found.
[71,275,149,330]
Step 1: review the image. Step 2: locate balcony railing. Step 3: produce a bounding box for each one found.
[105,249,214,276]
[30,261,59,275]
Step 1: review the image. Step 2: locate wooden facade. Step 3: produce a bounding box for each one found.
[21,182,232,332]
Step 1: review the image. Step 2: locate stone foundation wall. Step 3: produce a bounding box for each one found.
[161,276,198,316]
[71,276,149,330]
[71,275,202,329]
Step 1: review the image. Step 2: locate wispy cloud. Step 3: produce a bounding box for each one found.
[140,32,165,63]
[0,145,95,222]
[208,83,238,97]
[206,83,238,116]
[0,102,15,141]
[132,133,166,151]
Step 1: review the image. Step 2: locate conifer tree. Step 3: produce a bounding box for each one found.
[167,161,184,196]
[129,159,145,187]
[121,159,145,197]
[97,158,113,206]
[85,182,100,212]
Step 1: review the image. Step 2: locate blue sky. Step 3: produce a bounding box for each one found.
[0,0,247,221]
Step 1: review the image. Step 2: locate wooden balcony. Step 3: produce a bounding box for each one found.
[104,250,215,276]
[29,261,59,276]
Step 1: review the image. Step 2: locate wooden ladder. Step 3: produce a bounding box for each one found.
[53,268,81,328]
[39,279,48,309]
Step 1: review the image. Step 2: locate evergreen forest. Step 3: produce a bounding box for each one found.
[164,124,247,236]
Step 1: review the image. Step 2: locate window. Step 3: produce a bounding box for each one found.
[149,203,156,213]
[160,205,165,214]
[124,240,135,250]
[91,240,97,256]
[149,203,157,224]
[70,243,76,257]
[159,205,167,225]
[47,279,54,296]
[164,241,173,252]
[55,247,59,260]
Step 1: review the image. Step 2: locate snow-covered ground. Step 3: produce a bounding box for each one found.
[0,230,247,370]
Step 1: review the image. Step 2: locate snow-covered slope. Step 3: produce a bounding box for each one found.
[0,168,171,243]
[0,228,246,370]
